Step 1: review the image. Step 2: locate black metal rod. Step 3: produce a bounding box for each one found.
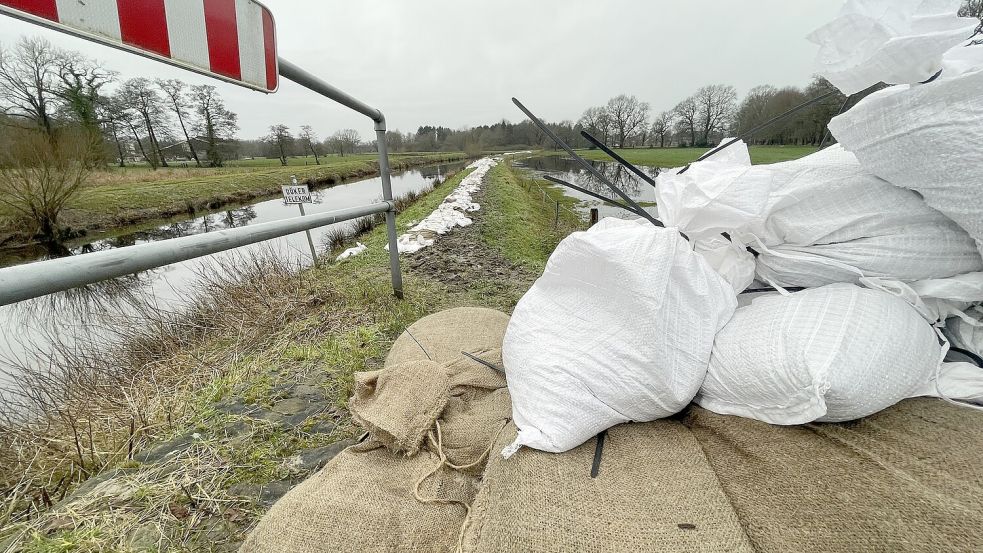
[590,429,607,478]
[818,92,855,150]
[739,287,806,294]
[678,90,839,174]
[580,131,658,188]
[544,175,688,241]
[461,350,504,372]
[543,175,639,213]
[948,346,983,369]
[512,97,664,228]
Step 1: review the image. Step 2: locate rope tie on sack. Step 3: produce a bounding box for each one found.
[412,419,510,553]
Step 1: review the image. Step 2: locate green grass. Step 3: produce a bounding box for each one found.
[572,145,818,167]
[482,162,582,271]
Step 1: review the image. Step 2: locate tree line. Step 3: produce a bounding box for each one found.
[575,77,844,151]
[0,37,238,169]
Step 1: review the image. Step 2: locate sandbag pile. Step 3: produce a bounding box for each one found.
[241,308,513,553]
[501,0,983,455]
[826,44,983,260]
[655,143,983,289]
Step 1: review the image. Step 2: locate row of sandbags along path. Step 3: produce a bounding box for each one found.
[242,2,983,552]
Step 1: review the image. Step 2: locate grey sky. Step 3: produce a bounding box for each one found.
[0,0,841,139]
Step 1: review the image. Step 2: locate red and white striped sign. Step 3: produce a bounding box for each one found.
[0,0,278,92]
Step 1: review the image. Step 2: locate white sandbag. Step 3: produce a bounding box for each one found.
[696,284,942,425]
[807,0,977,94]
[654,139,756,240]
[692,235,756,293]
[657,144,983,289]
[913,361,983,406]
[501,218,737,456]
[828,45,983,258]
[944,305,983,357]
[862,272,983,323]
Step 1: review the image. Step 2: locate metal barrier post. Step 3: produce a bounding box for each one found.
[277,58,404,298]
[375,118,404,298]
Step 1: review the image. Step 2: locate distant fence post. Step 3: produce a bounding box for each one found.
[590,208,599,227]
[554,201,560,229]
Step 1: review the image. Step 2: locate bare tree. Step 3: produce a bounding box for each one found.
[118,78,170,168]
[0,127,99,242]
[156,79,201,167]
[96,95,129,167]
[694,84,737,146]
[190,84,238,167]
[299,125,320,165]
[578,106,612,144]
[0,37,64,136]
[54,52,115,135]
[385,130,405,153]
[111,95,155,167]
[734,85,778,136]
[605,94,650,147]
[329,129,360,156]
[673,95,699,146]
[266,124,292,166]
[960,0,983,44]
[650,111,675,148]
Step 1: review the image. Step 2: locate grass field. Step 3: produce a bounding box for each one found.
[573,145,818,167]
[0,152,467,247]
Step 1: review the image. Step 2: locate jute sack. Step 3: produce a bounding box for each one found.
[459,422,755,553]
[386,307,510,367]
[239,441,477,553]
[242,308,512,553]
[683,400,983,552]
[350,360,450,456]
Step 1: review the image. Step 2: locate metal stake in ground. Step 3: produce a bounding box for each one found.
[512,97,664,228]
[287,176,318,261]
[580,131,658,188]
[543,175,640,214]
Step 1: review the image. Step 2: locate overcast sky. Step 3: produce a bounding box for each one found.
[0,0,842,139]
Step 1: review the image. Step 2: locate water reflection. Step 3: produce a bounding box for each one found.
[514,155,661,220]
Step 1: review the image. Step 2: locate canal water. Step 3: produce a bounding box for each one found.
[513,155,661,220]
[0,161,466,386]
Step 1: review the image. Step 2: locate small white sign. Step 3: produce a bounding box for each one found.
[281,184,311,204]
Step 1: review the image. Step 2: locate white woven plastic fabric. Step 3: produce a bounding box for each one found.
[807,0,977,95]
[501,218,737,456]
[656,145,983,289]
[944,304,983,357]
[696,284,942,425]
[828,44,983,259]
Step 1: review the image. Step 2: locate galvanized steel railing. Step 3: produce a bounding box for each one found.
[0,58,405,307]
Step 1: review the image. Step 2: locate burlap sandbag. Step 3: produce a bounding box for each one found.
[386,307,510,367]
[682,398,983,552]
[437,350,510,473]
[460,421,755,553]
[350,360,449,456]
[243,309,513,553]
[240,441,477,553]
